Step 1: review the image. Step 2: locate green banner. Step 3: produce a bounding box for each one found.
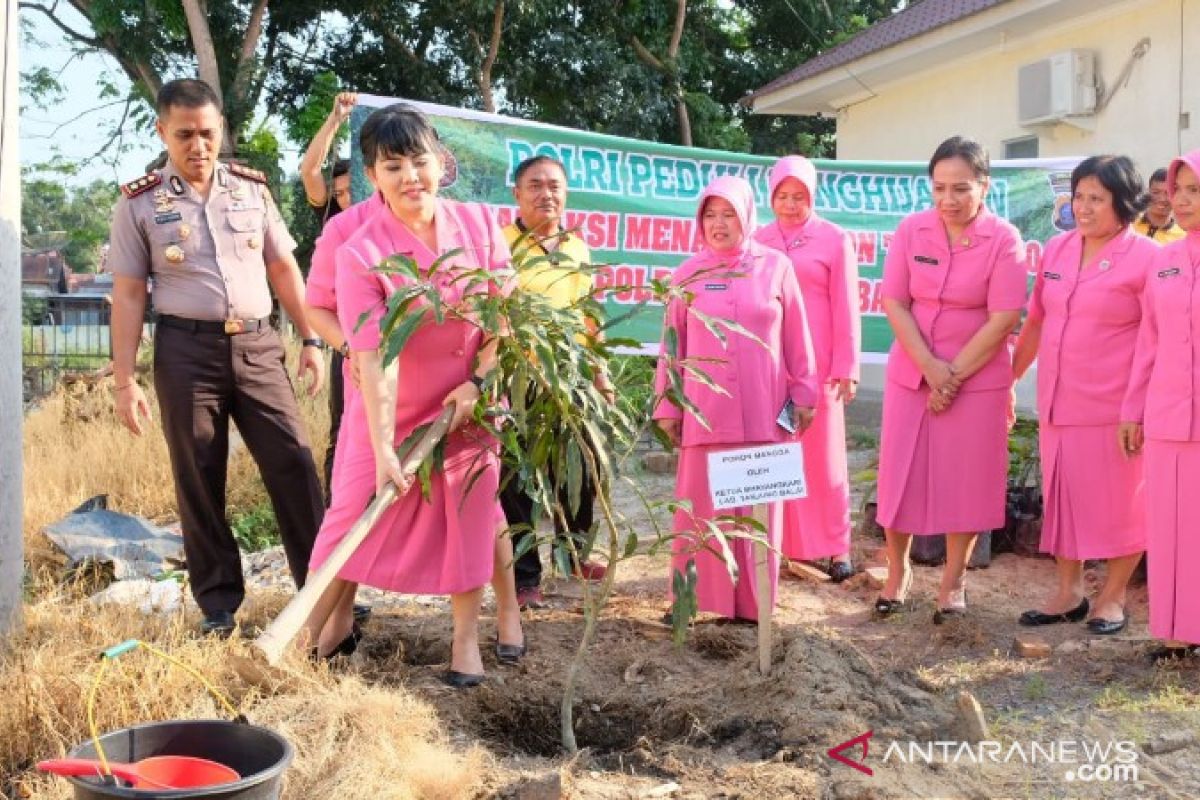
[353,96,1077,360]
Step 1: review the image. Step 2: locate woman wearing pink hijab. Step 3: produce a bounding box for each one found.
[654,175,819,621]
[1120,149,1200,663]
[877,136,1027,623]
[755,156,861,582]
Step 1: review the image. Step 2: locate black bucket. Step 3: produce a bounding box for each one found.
[63,720,292,799]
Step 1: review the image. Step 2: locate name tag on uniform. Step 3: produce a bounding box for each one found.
[154,212,182,224]
[914,255,940,265]
[229,202,262,212]
[705,283,729,291]
[1043,271,1062,280]
[1158,267,1182,278]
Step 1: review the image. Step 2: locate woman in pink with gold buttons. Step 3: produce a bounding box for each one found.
[301,105,523,688]
[1014,155,1153,636]
[755,156,861,582]
[1121,149,1200,663]
[876,136,1027,623]
[654,175,819,622]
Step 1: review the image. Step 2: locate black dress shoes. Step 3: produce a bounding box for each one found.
[828,560,855,583]
[1086,615,1127,635]
[495,639,527,666]
[1019,598,1090,627]
[442,670,485,688]
[200,610,236,638]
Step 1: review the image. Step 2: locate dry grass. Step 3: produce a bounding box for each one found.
[22,346,331,573]
[2,591,488,799]
[6,353,500,799]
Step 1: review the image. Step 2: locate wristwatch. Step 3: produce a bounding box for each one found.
[338,341,350,358]
[301,338,325,350]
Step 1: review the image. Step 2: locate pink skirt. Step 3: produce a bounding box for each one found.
[1145,439,1200,644]
[670,443,782,620]
[1039,422,1145,559]
[310,414,504,595]
[877,382,1008,535]
[781,384,852,560]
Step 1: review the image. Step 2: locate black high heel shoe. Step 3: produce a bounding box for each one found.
[495,637,527,666]
[933,587,968,625]
[309,622,362,662]
[1019,597,1089,627]
[874,570,912,616]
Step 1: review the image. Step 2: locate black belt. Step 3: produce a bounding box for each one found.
[157,314,269,335]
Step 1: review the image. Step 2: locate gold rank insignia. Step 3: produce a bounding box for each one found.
[178,223,192,241]
[119,172,162,199]
[154,189,175,214]
[164,245,185,264]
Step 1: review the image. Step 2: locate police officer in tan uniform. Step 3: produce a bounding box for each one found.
[109,79,326,636]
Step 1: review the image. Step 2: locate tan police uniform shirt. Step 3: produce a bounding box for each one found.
[108,160,296,321]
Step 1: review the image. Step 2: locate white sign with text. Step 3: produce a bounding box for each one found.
[707,443,806,510]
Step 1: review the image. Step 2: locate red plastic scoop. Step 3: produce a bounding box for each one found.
[38,755,239,789]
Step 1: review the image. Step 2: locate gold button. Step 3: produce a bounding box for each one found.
[164,245,185,264]
[179,224,191,241]
[247,237,259,249]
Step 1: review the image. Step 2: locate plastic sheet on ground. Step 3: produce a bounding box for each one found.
[42,495,185,580]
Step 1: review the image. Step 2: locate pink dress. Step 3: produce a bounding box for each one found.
[305,193,387,485]
[307,198,510,595]
[755,215,860,561]
[1122,175,1200,643]
[878,208,1027,534]
[1028,228,1151,559]
[653,176,819,620]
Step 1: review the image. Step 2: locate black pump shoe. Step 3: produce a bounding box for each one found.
[1086,615,1127,636]
[1019,598,1090,627]
[828,560,855,583]
[495,639,527,666]
[933,587,968,625]
[309,622,362,662]
[442,670,485,688]
[873,571,913,617]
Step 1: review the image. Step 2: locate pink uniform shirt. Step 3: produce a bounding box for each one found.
[1029,227,1155,425]
[653,177,819,447]
[882,208,1028,391]
[305,192,387,312]
[754,215,860,381]
[1122,234,1200,440]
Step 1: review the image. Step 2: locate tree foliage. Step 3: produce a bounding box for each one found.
[21,177,120,272]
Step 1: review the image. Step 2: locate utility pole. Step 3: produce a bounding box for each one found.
[0,0,25,636]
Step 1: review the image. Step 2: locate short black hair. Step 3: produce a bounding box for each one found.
[1149,167,1169,185]
[513,155,567,185]
[156,79,222,116]
[1071,155,1144,226]
[332,158,351,178]
[928,135,990,179]
[359,104,440,167]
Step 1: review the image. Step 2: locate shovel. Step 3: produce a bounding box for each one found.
[38,755,239,790]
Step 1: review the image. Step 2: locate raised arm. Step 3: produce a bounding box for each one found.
[300,92,357,207]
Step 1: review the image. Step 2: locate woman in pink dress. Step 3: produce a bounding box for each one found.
[1014,156,1152,635]
[755,156,861,582]
[1121,149,1200,663]
[877,136,1027,622]
[654,176,819,621]
[301,105,523,687]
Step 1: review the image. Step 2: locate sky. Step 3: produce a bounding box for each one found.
[19,7,159,185]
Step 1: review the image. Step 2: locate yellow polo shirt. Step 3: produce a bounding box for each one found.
[1133,215,1186,245]
[503,222,593,309]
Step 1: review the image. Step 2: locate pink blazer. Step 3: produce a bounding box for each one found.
[882,208,1027,392]
[1122,234,1200,441]
[754,215,861,382]
[305,192,387,312]
[1028,227,1155,425]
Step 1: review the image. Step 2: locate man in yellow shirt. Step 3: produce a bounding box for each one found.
[1133,168,1186,244]
[502,156,610,608]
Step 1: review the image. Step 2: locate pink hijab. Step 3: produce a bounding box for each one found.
[694,176,757,265]
[768,155,818,204]
[1168,150,1200,199]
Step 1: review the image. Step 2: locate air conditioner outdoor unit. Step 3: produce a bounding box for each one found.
[1018,50,1097,126]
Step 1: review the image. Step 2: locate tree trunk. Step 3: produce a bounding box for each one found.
[180,0,235,155]
[629,0,693,146]
[477,1,505,113]
[0,0,26,637]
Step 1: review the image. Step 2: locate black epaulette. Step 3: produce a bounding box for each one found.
[227,163,268,184]
[120,172,162,198]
